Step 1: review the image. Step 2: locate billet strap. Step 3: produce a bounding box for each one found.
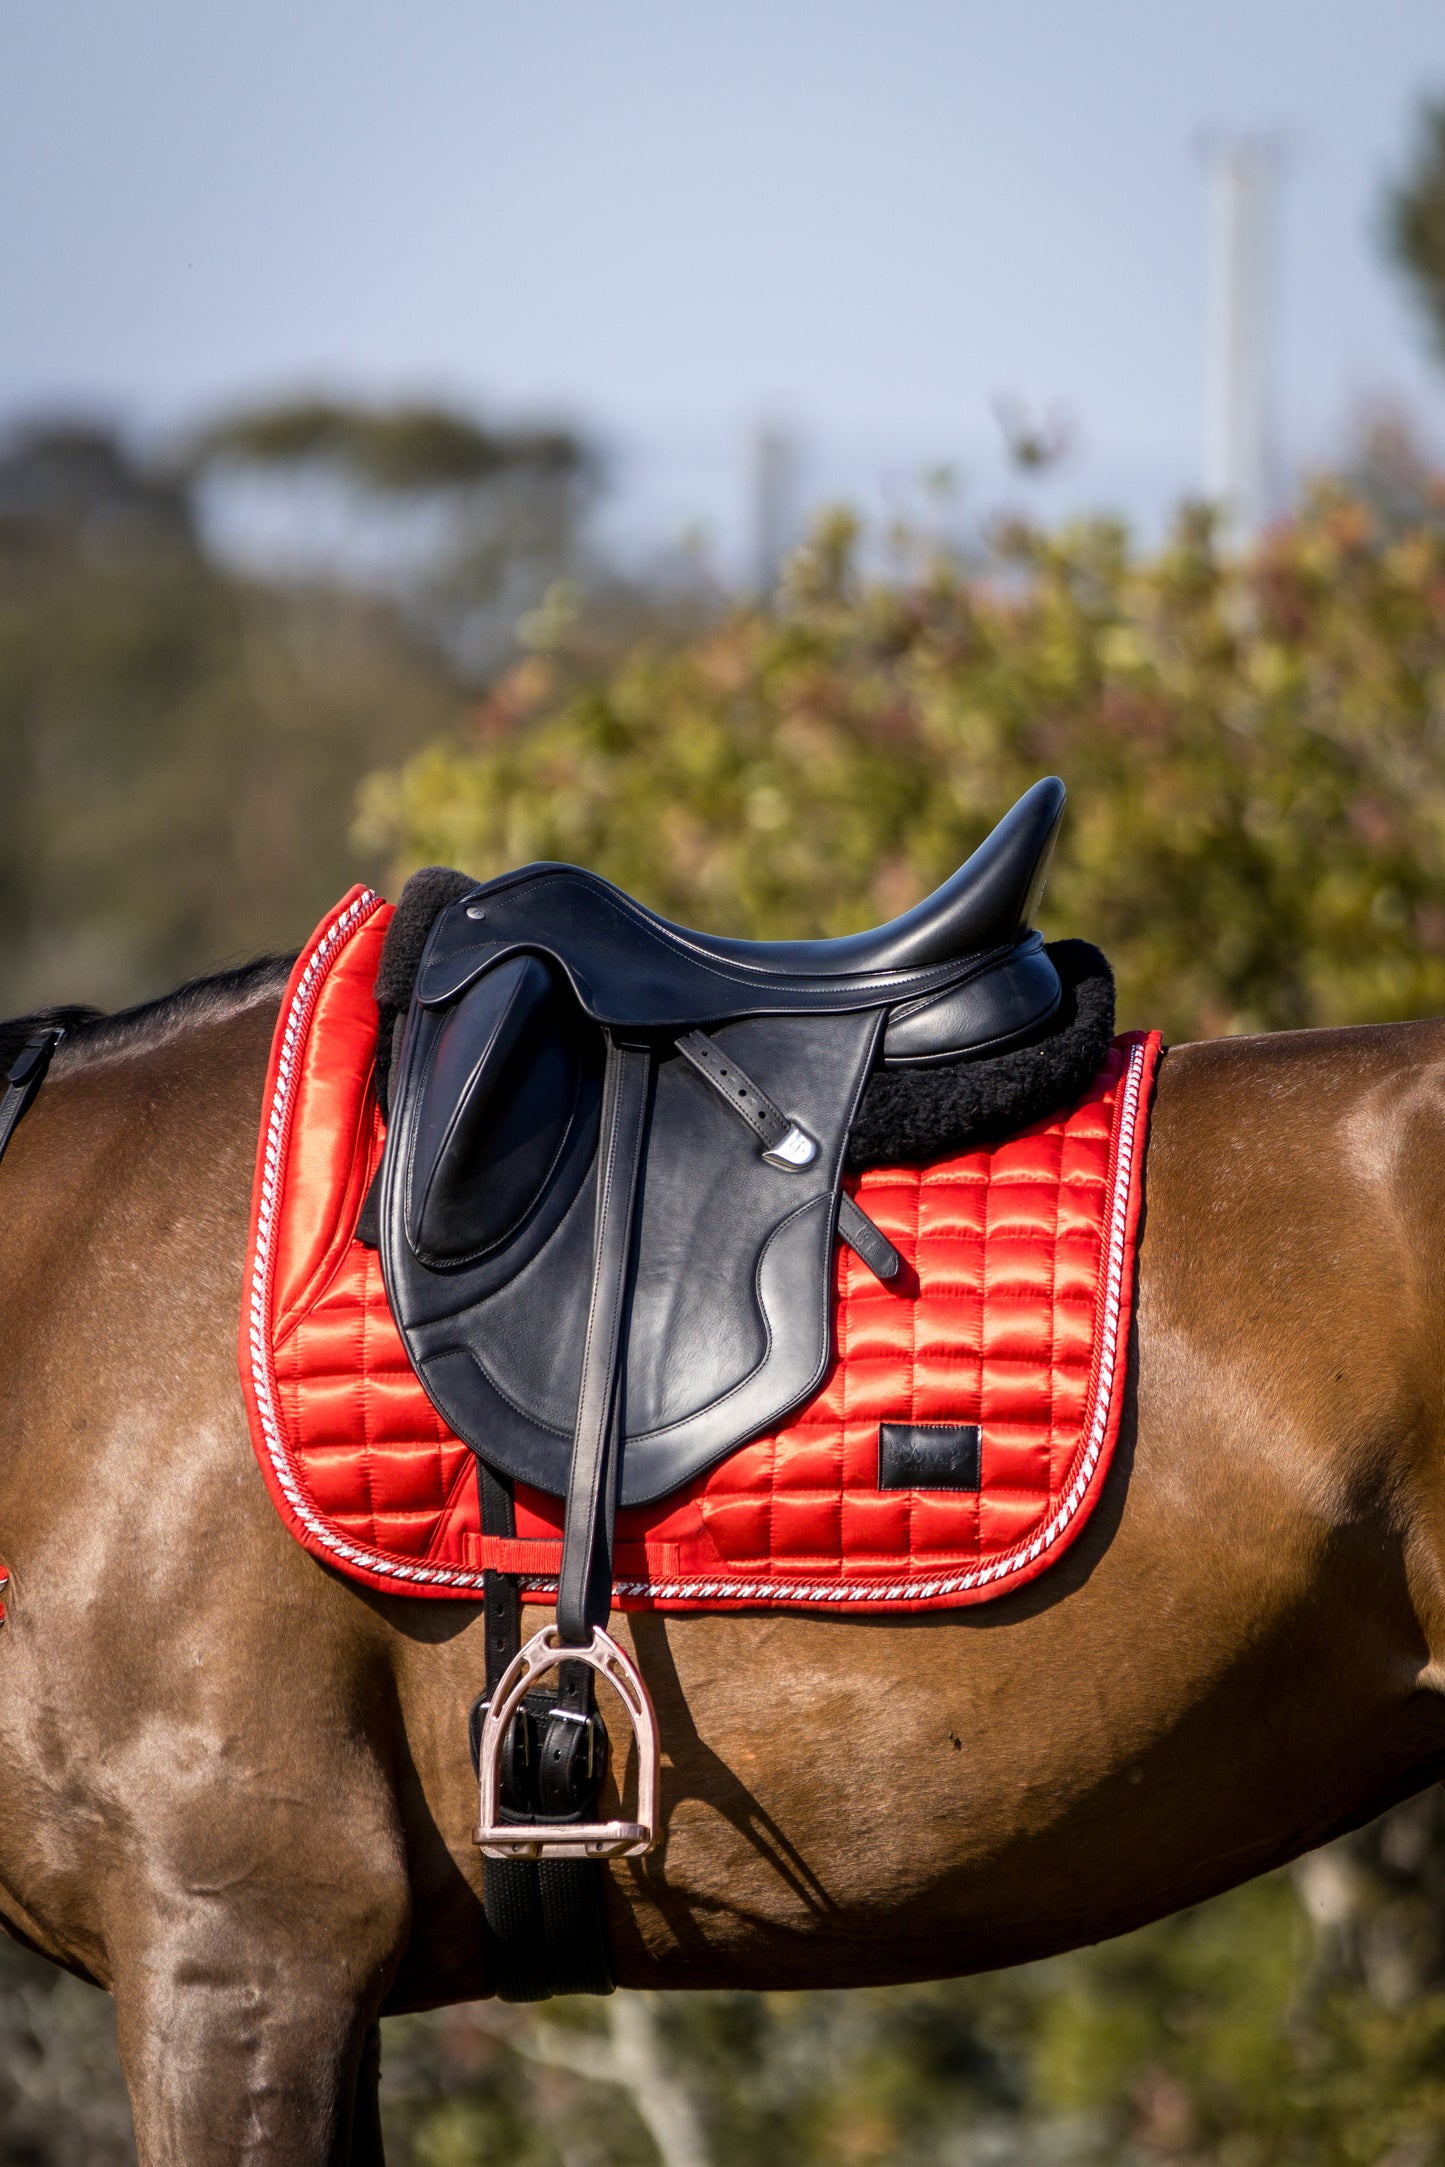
[677,1028,901,1283]
[557,1036,652,1646]
[473,1463,614,2000]
[0,1029,63,1175]
[837,1191,902,1283]
[675,1027,817,1167]
[480,1466,523,1712]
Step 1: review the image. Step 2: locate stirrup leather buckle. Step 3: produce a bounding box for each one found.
[474,1624,660,1860]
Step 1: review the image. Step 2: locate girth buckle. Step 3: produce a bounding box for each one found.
[474,1623,660,1861]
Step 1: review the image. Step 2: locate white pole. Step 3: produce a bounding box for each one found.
[1204,138,1276,545]
[749,420,796,597]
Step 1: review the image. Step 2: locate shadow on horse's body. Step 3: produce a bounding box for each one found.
[1,977,1443,2161]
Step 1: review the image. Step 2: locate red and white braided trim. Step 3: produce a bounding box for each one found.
[246,900,1147,1606]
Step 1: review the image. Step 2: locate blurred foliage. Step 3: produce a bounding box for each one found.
[361,487,1445,1045]
[370,1795,1445,2166]
[1343,404,1445,539]
[188,395,596,677]
[0,1935,133,2166]
[188,397,584,493]
[1388,97,1445,364]
[0,477,460,1013]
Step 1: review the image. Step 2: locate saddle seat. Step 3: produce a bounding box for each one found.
[415,775,1066,1066]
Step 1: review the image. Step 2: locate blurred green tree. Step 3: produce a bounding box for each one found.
[0,416,465,1013]
[187,395,594,678]
[360,489,1445,1046]
[358,490,1445,2162]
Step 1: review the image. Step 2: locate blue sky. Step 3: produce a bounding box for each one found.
[4,2,1444,564]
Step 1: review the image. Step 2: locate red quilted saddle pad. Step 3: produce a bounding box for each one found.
[239,890,1161,1614]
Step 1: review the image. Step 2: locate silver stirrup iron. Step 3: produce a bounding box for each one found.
[474,1623,660,1861]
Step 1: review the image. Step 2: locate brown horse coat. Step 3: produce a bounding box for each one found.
[1,986,1444,2160]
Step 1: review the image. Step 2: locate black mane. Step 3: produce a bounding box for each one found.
[0,952,297,1077]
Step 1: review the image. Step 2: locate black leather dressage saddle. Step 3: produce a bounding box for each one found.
[378,776,1066,1649]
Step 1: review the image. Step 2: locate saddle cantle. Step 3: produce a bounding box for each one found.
[378,777,1067,1528]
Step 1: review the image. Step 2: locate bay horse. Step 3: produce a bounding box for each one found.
[1,957,1443,2162]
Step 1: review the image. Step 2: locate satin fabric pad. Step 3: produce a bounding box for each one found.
[239,889,1160,1615]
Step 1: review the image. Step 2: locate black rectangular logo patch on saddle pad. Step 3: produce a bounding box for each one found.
[877,1424,982,1491]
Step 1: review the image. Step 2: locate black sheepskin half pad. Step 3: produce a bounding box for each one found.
[371,865,479,1116]
[845,940,1117,1170]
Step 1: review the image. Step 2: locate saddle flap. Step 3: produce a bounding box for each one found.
[405,953,595,1267]
[383,1000,886,1504]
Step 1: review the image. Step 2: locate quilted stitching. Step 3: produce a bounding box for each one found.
[239,894,1161,1615]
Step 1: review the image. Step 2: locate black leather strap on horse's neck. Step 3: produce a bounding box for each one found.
[557,1035,651,1645]
[471,1463,614,2001]
[0,1029,63,1175]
